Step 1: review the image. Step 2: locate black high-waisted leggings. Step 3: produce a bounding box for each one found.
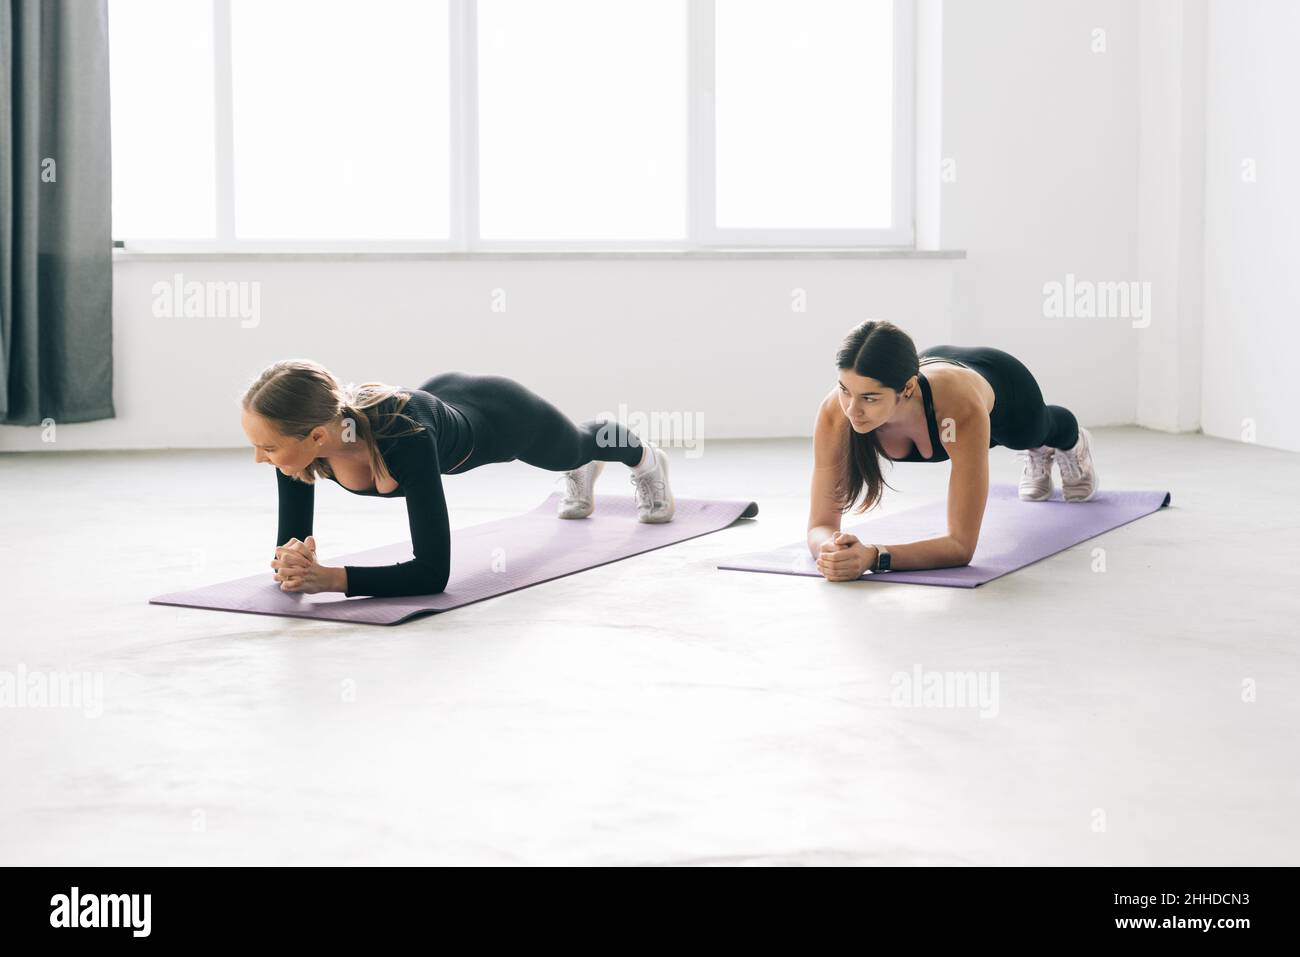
[920,345,1079,450]
[419,371,644,473]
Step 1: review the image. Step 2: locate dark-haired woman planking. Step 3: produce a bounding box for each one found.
[808,321,1098,582]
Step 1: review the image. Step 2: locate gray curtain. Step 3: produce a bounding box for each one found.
[0,0,114,425]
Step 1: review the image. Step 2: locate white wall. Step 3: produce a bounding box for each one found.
[940,0,1142,428]
[1200,0,1300,452]
[0,256,956,451]
[1136,0,1205,434]
[2,0,1179,453]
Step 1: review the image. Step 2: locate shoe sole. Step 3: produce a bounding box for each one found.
[637,448,675,523]
[1063,471,1098,503]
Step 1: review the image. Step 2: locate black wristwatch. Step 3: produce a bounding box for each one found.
[871,545,892,572]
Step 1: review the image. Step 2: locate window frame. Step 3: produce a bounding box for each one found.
[113,0,916,251]
[691,0,915,249]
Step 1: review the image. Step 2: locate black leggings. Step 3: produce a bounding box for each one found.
[920,345,1079,450]
[419,371,645,473]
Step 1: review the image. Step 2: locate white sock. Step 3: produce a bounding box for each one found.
[630,444,656,476]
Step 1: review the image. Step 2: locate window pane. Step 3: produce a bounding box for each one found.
[109,0,216,239]
[715,0,893,229]
[477,0,687,241]
[230,0,450,240]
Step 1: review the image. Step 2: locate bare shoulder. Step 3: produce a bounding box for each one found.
[814,387,840,431]
[812,388,847,465]
[925,364,993,422]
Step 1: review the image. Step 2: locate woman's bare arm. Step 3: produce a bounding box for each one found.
[872,388,990,570]
[807,393,847,557]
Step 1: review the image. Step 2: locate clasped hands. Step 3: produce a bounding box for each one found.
[815,531,879,582]
[272,536,341,594]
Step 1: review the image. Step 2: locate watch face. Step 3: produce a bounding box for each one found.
[878,552,891,572]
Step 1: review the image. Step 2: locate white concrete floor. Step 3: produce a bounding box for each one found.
[1,427,1297,865]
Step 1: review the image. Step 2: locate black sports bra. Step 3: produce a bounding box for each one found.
[882,356,973,464]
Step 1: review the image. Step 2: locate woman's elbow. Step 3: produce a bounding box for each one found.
[404,559,450,595]
[951,538,977,566]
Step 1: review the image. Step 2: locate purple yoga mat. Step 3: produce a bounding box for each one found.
[716,484,1171,587]
[150,494,758,625]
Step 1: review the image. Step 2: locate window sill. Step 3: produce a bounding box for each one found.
[111,247,966,262]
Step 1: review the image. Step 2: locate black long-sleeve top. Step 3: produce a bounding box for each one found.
[274,389,473,598]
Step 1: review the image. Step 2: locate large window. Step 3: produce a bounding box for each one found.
[109,0,913,249]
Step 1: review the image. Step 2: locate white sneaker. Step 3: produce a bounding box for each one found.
[1055,427,1098,502]
[629,445,675,523]
[1018,446,1056,501]
[557,460,605,519]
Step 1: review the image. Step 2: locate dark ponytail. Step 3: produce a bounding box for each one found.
[834,320,920,513]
